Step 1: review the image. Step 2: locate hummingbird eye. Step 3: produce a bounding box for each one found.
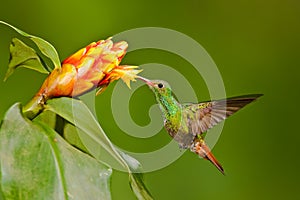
[157,83,164,88]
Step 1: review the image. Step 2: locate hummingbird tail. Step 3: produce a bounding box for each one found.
[204,148,225,175]
[191,139,225,175]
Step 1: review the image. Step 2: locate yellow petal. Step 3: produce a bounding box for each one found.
[113,66,143,89]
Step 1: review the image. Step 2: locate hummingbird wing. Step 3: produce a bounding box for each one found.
[183,94,262,135]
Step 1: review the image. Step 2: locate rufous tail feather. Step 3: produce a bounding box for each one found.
[191,139,225,175]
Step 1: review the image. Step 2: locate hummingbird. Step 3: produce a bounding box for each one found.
[137,76,262,174]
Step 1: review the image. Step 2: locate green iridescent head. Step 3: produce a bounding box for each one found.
[138,77,172,98]
[138,76,181,120]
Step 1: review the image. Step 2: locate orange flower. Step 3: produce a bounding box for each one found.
[23,38,142,118]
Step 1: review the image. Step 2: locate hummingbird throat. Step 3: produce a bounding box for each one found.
[156,93,181,118]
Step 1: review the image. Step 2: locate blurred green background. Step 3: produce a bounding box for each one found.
[0,0,299,199]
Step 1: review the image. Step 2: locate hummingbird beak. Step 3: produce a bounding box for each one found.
[137,76,154,86]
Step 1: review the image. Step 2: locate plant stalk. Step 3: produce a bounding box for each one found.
[22,94,45,119]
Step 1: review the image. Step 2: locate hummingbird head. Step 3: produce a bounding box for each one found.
[138,76,181,119]
[137,76,172,97]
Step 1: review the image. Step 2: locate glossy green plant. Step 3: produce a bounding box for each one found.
[0,21,152,200]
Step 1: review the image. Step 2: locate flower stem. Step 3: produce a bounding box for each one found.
[22,94,45,119]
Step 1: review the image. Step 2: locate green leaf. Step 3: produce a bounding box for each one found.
[0,21,61,70]
[33,110,56,129]
[46,98,127,170]
[0,164,3,199]
[63,122,88,153]
[46,97,153,200]
[118,151,153,200]
[0,103,112,200]
[4,38,49,81]
[130,173,153,200]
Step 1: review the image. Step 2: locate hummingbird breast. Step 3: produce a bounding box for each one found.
[159,95,197,149]
[164,117,196,149]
